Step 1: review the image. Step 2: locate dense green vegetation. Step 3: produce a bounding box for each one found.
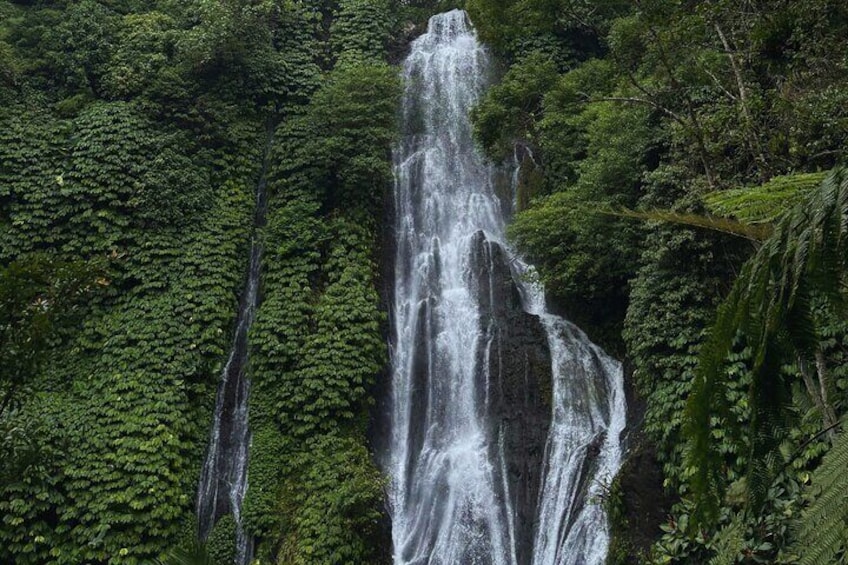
[467,0,848,562]
[4,0,848,563]
[0,0,402,562]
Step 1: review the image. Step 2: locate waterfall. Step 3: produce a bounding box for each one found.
[196,131,271,565]
[388,10,626,565]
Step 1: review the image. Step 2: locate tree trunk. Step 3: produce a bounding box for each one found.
[714,23,770,180]
[814,348,838,434]
[798,353,836,441]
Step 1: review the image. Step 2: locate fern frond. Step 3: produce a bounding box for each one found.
[610,173,826,244]
[793,427,848,565]
[705,172,827,225]
[608,207,771,240]
[709,513,746,565]
[156,542,216,565]
[745,334,792,510]
[686,282,746,523]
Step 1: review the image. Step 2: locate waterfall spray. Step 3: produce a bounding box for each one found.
[387,11,626,564]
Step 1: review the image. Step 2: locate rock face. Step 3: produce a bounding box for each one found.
[470,231,552,564]
[605,363,675,564]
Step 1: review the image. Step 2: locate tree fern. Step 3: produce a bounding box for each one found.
[686,168,848,524]
[792,426,848,565]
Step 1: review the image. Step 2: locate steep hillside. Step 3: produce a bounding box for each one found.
[0,0,402,562]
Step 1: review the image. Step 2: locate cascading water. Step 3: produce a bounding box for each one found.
[196,132,271,565]
[388,10,626,565]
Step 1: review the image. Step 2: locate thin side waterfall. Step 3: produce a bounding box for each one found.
[196,131,271,564]
[387,10,626,565]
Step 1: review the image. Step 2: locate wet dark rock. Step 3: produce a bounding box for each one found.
[606,362,674,564]
[406,297,435,495]
[470,231,553,565]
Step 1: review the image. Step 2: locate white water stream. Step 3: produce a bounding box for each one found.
[388,11,626,565]
[196,130,271,565]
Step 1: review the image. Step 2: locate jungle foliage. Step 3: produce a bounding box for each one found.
[468,0,848,562]
[0,0,402,562]
[5,0,848,563]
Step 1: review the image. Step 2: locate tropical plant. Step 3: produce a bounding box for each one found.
[156,540,216,565]
[704,172,829,226]
[0,254,102,417]
[791,425,848,565]
[611,172,830,243]
[686,167,848,523]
